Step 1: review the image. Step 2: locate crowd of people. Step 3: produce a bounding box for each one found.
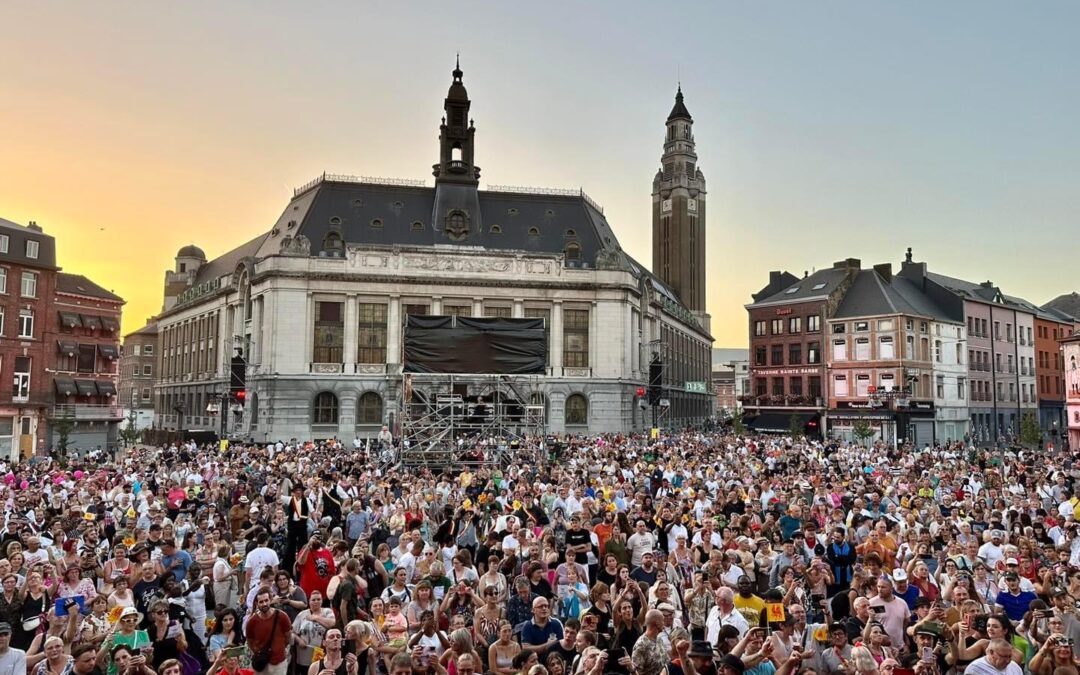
[0,432,1076,675]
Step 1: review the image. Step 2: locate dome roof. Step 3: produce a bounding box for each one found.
[177,244,206,260]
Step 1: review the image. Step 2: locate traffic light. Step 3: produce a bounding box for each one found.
[635,386,646,398]
[234,390,247,405]
[648,356,663,405]
[230,350,246,399]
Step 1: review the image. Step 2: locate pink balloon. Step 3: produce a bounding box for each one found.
[73,470,84,480]
[19,481,28,490]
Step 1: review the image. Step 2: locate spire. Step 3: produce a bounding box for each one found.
[667,84,692,122]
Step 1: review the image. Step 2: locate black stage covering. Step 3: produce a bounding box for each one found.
[403,315,547,374]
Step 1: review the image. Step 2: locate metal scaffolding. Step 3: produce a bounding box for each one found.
[395,373,547,469]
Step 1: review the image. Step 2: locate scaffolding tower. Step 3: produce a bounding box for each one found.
[396,373,547,470]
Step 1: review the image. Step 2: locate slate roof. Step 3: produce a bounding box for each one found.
[748,267,850,307]
[0,217,58,270]
[194,233,269,285]
[1044,292,1080,322]
[834,269,956,321]
[56,273,123,302]
[667,86,692,122]
[254,178,625,271]
[124,321,158,339]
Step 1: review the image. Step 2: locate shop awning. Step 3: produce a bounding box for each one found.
[95,380,117,396]
[80,315,102,331]
[54,377,76,396]
[746,411,820,433]
[57,339,78,357]
[100,317,119,333]
[98,344,119,361]
[58,312,82,329]
[74,379,97,396]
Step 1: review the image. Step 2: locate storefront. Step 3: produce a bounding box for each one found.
[827,408,894,444]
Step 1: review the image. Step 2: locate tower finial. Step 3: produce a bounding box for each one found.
[452,53,462,81]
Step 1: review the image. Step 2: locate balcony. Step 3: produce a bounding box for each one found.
[50,404,124,421]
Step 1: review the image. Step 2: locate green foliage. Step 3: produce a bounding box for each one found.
[1019,411,1042,448]
[852,418,876,443]
[54,413,75,455]
[788,413,804,439]
[732,411,746,435]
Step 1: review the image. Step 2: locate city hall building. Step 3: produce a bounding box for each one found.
[153,63,713,440]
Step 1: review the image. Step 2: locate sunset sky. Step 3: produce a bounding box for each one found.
[2,2,1077,346]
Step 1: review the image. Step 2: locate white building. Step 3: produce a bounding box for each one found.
[152,64,713,440]
[929,319,969,443]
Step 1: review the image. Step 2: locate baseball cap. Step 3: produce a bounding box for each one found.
[892,569,908,582]
[1005,557,1019,566]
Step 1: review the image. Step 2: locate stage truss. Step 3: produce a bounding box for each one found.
[394,373,547,470]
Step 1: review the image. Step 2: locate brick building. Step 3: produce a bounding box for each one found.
[0,218,59,460]
[1034,310,1072,436]
[119,321,158,430]
[47,273,124,453]
[743,260,861,435]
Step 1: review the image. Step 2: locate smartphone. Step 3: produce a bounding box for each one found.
[921,647,934,663]
[871,605,886,614]
[224,647,245,659]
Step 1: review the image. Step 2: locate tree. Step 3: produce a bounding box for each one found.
[1019,411,1042,449]
[53,411,75,459]
[119,408,140,447]
[852,418,876,444]
[732,411,746,435]
[788,414,804,439]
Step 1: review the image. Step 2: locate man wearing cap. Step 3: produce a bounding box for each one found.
[631,551,660,586]
[978,531,1006,569]
[891,569,920,610]
[996,558,1036,593]
[994,572,1037,622]
[0,621,26,674]
[684,640,719,675]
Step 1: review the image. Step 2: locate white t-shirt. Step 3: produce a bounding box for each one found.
[244,546,280,590]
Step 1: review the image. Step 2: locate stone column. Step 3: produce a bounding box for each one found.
[551,301,564,375]
[513,299,524,318]
[473,298,484,316]
[387,296,402,366]
[344,295,358,370]
[432,297,443,315]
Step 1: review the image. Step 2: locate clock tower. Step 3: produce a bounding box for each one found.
[652,85,707,325]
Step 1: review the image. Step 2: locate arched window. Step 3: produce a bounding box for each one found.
[528,227,540,237]
[565,243,581,261]
[313,392,339,425]
[249,392,259,426]
[451,146,463,163]
[565,394,588,426]
[357,392,383,425]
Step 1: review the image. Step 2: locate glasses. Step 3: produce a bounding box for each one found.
[153,610,167,615]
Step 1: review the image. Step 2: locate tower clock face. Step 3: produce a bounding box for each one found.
[687,198,697,213]
[661,199,672,213]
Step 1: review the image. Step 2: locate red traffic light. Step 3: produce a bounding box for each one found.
[235,390,247,404]
[635,387,646,398]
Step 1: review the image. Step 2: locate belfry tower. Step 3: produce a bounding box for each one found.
[652,85,708,327]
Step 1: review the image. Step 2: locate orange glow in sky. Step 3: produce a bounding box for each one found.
[2,3,1077,348]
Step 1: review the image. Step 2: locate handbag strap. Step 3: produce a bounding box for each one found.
[263,609,280,653]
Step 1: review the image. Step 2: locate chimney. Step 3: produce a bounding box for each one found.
[27,220,42,232]
[981,281,994,289]
[769,271,782,285]
[873,263,893,283]
[832,258,861,271]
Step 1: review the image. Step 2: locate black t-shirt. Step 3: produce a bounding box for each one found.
[133,579,163,617]
[566,528,591,564]
[546,639,577,666]
[629,566,658,586]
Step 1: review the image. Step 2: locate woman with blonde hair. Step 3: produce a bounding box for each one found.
[849,645,880,675]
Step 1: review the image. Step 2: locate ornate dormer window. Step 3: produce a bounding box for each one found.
[445,210,469,241]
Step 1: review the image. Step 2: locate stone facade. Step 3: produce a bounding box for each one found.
[155,243,711,440]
